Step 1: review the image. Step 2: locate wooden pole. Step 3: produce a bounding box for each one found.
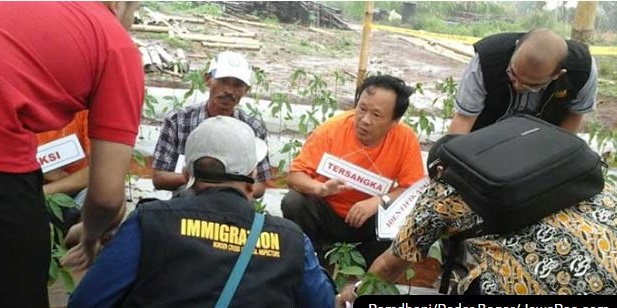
[571,1,597,46]
[356,1,374,89]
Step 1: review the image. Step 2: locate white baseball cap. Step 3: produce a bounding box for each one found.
[185,116,267,187]
[207,51,252,86]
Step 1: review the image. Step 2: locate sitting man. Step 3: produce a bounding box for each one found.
[336,135,617,303]
[281,75,425,266]
[152,51,272,198]
[68,116,336,307]
[37,110,90,231]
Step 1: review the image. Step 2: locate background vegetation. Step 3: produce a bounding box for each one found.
[328,1,617,45]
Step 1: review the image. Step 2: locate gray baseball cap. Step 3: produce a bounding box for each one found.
[185,116,267,187]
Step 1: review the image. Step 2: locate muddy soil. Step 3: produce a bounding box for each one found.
[139,22,616,129]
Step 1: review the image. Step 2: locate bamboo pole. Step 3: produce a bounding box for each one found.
[356,1,374,89]
[571,1,597,46]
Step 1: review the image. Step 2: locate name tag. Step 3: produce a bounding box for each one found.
[377,177,430,240]
[316,153,393,196]
[37,134,85,173]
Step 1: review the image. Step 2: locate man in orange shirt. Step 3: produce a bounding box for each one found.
[37,110,90,231]
[38,111,90,203]
[281,75,425,265]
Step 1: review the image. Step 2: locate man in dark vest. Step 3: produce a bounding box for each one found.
[68,116,336,307]
[449,28,597,134]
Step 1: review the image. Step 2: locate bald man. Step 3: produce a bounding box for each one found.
[449,28,597,134]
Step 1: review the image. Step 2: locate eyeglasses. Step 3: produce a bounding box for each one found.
[506,67,553,93]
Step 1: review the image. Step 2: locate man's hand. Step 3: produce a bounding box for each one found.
[335,285,355,308]
[61,238,101,272]
[315,179,351,198]
[345,197,379,228]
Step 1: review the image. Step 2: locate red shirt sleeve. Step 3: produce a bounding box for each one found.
[88,46,144,146]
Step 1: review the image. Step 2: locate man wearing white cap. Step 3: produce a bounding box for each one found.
[152,51,272,198]
[69,116,336,307]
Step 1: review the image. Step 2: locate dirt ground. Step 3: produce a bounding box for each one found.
[49,17,615,308]
[140,20,616,129]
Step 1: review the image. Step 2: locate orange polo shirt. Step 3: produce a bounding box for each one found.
[37,110,90,174]
[291,111,425,218]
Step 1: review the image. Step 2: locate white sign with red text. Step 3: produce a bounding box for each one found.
[316,153,393,196]
[377,177,430,240]
[36,134,85,173]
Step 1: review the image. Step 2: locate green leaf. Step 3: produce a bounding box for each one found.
[48,193,77,208]
[48,258,59,286]
[59,268,76,292]
[350,250,367,267]
[337,265,365,276]
[49,203,64,222]
[334,276,347,290]
[428,242,443,263]
[133,150,146,167]
[405,268,416,280]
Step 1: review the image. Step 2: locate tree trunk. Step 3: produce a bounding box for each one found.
[571,1,597,46]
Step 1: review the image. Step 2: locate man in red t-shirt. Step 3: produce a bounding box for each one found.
[0,3,143,307]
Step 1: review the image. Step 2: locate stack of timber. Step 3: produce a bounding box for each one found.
[138,44,190,77]
[133,7,262,51]
[219,1,350,30]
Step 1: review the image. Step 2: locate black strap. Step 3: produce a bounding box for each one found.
[438,226,484,294]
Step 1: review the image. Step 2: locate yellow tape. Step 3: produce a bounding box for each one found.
[374,25,617,56]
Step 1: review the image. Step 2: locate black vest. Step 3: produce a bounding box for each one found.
[121,188,305,308]
[471,32,592,131]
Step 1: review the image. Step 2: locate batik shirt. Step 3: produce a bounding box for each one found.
[392,181,617,295]
[152,103,272,182]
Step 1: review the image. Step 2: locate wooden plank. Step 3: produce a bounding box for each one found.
[176,33,259,45]
[202,42,261,51]
[214,16,281,29]
[132,24,255,39]
[219,32,257,38]
[131,24,170,33]
[203,15,253,35]
[309,26,334,36]
[143,7,188,34]
[165,14,206,24]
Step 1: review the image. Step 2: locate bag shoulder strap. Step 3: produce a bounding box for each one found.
[215,213,265,308]
[438,225,484,294]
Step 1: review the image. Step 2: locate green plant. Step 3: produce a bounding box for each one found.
[142,89,158,119]
[585,117,617,185]
[46,193,77,293]
[253,199,268,214]
[133,150,146,167]
[405,109,436,141]
[355,272,400,296]
[158,68,208,114]
[163,95,186,111]
[164,2,222,16]
[292,71,339,135]
[434,76,457,132]
[325,242,366,290]
[276,139,303,177]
